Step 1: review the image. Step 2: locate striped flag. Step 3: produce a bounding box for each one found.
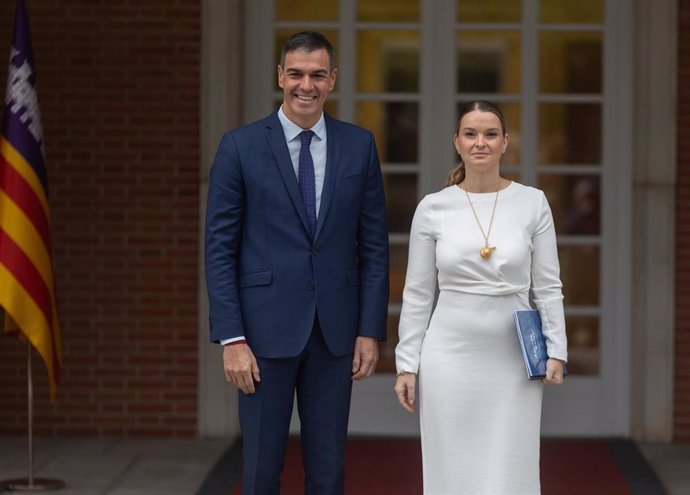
[0,0,62,398]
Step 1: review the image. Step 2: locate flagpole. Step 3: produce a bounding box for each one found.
[28,341,34,486]
[0,343,64,492]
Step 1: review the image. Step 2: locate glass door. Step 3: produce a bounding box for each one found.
[244,0,631,436]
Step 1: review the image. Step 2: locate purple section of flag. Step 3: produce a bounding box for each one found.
[2,0,48,194]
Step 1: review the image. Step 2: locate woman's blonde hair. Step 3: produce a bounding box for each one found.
[445,100,508,186]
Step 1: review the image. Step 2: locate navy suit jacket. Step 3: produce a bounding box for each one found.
[205,112,389,357]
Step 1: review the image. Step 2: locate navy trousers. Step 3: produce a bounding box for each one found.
[239,319,354,495]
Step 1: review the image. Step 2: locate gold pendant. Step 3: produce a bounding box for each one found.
[480,246,496,259]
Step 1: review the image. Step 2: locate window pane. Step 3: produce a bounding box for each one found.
[565,314,599,375]
[358,0,419,22]
[457,31,521,94]
[502,102,521,166]
[558,245,599,306]
[276,0,338,21]
[357,31,420,93]
[457,0,522,23]
[356,101,419,163]
[384,174,418,234]
[538,103,601,164]
[539,174,600,236]
[389,243,409,305]
[540,0,604,24]
[455,101,521,165]
[378,313,401,373]
[540,32,602,94]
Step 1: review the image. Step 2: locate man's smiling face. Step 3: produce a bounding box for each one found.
[277,48,337,129]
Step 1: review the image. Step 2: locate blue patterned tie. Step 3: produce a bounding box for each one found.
[298,130,317,235]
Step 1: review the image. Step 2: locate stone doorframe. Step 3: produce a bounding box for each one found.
[197,0,244,438]
[630,0,677,442]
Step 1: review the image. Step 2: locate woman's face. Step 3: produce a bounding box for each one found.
[453,110,508,174]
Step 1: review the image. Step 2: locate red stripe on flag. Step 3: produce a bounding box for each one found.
[0,155,51,249]
[0,228,53,327]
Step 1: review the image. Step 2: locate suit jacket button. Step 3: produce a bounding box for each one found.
[312,248,319,256]
[307,283,314,291]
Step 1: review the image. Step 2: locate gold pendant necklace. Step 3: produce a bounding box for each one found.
[462,182,500,260]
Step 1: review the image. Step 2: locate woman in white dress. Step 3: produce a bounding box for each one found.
[394,100,568,495]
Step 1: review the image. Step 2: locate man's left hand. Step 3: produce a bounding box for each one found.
[351,336,379,381]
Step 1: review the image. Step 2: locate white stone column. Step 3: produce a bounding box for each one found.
[631,0,677,442]
[198,0,244,437]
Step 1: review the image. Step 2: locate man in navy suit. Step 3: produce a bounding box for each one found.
[205,32,389,494]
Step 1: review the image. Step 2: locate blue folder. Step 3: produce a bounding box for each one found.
[513,309,568,380]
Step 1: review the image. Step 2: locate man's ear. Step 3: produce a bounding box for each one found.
[277,65,284,89]
[329,67,338,91]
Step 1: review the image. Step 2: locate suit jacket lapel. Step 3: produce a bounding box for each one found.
[265,114,312,237]
[315,114,340,239]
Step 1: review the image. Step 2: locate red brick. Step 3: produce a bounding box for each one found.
[0,1,199,437]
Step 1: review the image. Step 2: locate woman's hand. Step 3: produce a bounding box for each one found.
[394,372,417,413]
[543,358,565,385]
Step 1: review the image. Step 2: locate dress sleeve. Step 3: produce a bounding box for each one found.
[395,195,438,374]
[531,191,568,362]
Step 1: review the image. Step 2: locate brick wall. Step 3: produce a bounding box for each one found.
[0,0,200,436]
[677,0,690,442]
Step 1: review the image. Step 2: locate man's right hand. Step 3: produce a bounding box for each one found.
[223,343,261,394]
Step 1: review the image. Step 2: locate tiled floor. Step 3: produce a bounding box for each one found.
[0,437,230,495]
[639,442,690,495]
[0,437,688,494]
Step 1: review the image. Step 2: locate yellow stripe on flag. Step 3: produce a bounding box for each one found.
[0,189,54,293]
[0,263,59,397]
[0,136,50,218]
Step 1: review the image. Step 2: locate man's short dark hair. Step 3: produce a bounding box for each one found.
[280,31,336,70]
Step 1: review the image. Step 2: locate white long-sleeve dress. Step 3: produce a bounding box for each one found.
[395,182,568,495]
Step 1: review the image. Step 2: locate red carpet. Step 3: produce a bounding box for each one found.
[228,437,650,495]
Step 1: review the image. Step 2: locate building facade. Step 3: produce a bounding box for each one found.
[0,0,687,442]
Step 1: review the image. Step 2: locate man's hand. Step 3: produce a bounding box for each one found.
[223,343,261,394]
[351,336,379,381]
